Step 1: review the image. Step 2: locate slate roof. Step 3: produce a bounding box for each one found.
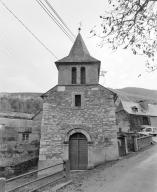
[117,100,157,116]
[111,88,157,116]
[55,33,100,65]
[109,88,157,104]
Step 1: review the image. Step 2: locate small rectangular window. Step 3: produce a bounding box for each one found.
[75,95,81,107]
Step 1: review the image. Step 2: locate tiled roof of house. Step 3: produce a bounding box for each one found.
[109,88,157,116]
[109,88,157,103]
[55,33,100,64]
[118,100,157,116]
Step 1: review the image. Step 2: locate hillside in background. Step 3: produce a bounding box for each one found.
[0,87,157,114]
[0,92,43,114]
[117,87,157,103]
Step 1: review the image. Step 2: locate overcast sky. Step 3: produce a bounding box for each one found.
[0,0,157,93]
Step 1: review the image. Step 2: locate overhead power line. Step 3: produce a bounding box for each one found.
[44,0,75,39]
[35,0,75,43]
[0,0,58,59]
[36,0,74,42]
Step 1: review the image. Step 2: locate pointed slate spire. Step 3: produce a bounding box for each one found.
[69,33,90,58]
[55,33,100,65]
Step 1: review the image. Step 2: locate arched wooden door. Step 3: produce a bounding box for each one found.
[69,133,88,170]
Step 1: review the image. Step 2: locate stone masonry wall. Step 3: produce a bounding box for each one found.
[150,116,157,127]
[58,64,99,85]
[39,84,118,167]
[137,136,152,150]
[116,110,130,132]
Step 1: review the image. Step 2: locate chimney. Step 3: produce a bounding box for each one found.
[138,100,148,111]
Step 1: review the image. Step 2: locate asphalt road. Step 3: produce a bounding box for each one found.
[152,136,157,143]
[100,147,157,192]
[58,141,157,192]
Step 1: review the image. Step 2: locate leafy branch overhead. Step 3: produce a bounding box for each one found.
[92,0,157,71]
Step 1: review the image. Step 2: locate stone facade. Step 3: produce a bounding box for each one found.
[39,85,118,168]
[58,64,99,85]
[115,99,152,132]
[150,116,157,127]
[116,110,130,132]
[137,135,152,150]
[39,33,119,169]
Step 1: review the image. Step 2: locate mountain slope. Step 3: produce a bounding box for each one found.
[0,92,43,114]
[0,87,157,114]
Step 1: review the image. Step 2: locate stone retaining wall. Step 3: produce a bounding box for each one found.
[0,158,38,178]
[137,136,152,150]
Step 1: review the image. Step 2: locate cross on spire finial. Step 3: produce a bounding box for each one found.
[78,22,82,33]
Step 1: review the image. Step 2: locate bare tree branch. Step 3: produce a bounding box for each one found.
[93,0,157,71]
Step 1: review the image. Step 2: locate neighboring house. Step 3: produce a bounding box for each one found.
[0,111,41,142]
[0,111,42,177]
[0,112,33,142]
[116,98,157,132]
[39,32,119,170]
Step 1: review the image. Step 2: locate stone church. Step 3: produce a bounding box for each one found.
[39,32,119,170]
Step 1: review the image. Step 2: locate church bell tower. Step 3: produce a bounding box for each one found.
[55,32,101,85]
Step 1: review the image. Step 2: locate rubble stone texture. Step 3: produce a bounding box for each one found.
[39,33,119,168]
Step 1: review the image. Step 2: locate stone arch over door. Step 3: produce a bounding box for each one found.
[65,128,92,143]
[64,128,92,170]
